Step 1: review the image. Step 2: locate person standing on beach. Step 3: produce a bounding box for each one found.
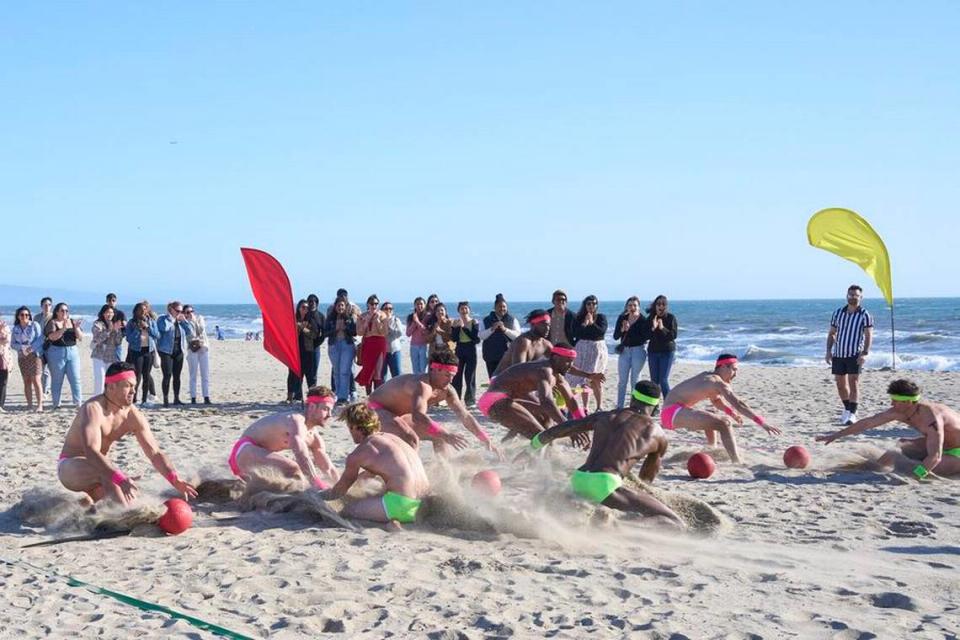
[816,379,960,478]
[356,294,388,394]
[307,294,325,375]
[0,317,9,411]
[568,295,608,413]
[38,296,53,396]
[826,284,873,425]
[228,386,340,488]
[406,297,430,374]
[44,302,84,409]
[105,293,126,363]
[380,302,404,381]
[325,296,358,403]
[327,288,361,398]
[426,302,455,357]
[57,362,198,505]
[365,350,502,458]
[548,289,577,347]
[157,301,193,407]
[614,296,649,409]
[90,304,124,394]
[11,307,44,411]
[124,302,159,405]
[530,380,683,526]
[289,299,324,403]
[480,294,520,378]
[660,354,781,463]
[451,301,480,405]
[646,295,677,403]
[183,304,212,404]
[476,344,589,447]
[323,403,430,528]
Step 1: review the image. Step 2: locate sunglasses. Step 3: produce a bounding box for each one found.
[383,306,393,311]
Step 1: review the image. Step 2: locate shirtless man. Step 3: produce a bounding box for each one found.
[476,343,590,448]
[57,362,198,505]
[660,354,782,463]
[531,380,683,526]
[366,350,503,458]
[228,386,340,488]
[494,310,607,387]
[816,378,960,479]
[323,403,429,527]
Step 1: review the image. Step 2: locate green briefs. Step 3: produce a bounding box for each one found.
[944,447,960,458]
[382,491,422,524]
[570,470,623,504]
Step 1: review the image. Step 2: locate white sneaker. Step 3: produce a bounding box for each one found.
[845,412,858,426]
[839,409,850,425]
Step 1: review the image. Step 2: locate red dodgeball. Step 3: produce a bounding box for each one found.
[157,498,193,535]
[471,470,502,497]
[687,452,716,479]
[783,445,811,469]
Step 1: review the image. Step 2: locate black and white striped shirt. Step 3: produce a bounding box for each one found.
[830,306,873,358]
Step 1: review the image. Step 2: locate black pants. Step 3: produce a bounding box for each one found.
[127,349,154,403]
[483,356,502,380]
[0,369,8,407]
[160,348,184,402]
[454,344,478,404]
[288,348,318,400]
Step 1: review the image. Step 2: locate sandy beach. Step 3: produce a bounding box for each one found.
[1,341,958,639]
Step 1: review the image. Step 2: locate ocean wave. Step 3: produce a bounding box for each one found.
[899,331,955,345]
[740,345,792,362]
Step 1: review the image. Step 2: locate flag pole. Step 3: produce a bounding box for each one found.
[890,302,897,371]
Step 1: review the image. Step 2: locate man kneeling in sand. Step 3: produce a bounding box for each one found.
[322,403,429,527]
[532,380,683,526]
[228,386,340,489]
[58,362,198,506]
[366,350,502,458]
[816,378,960,479]
[660,354,781,463]
[477,343,589,448]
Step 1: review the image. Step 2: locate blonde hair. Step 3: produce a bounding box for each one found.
[339,403,380,435]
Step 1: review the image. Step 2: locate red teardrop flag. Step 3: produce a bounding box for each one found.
[240,248,301,377]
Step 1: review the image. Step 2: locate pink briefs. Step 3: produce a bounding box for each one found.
[367,400,385,411]
[660,403,686,431]
[228,436,258,476]
[477,391,510,417]
[57,453,70,472]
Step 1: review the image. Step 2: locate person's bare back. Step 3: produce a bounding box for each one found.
[350,432,429,498]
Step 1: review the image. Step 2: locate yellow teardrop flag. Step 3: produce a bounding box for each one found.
[807,208,893,306]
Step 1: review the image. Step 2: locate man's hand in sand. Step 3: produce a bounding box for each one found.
[172,477,199,501]
[759,422,782,436]
[815,432,839,445]
[571,431,591,449]
[110,475,139,506]
[440,431,469,450]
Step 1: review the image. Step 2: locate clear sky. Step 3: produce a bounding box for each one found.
[3,2,958,305]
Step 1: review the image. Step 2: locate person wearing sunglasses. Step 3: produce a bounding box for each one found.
[380,302,403,382]
[11,307,44,411]
[356,294,389,394]
[183,305,212,404]
[157,301,194,407]
[44,302,85,409]
[568,295,608,413]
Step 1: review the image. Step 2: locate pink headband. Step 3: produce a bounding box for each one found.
[529,314,550,325]
[306,395,336,407]
[104,370,137,384]
[551,347,577,359]
[715,357,738,367]
[430,363,458,374]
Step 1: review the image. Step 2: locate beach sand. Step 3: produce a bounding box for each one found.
[1,341,958,638]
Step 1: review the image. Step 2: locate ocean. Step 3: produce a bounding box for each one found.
[3,298,958,372]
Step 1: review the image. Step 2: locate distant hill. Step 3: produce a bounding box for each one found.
[0,284,107,305]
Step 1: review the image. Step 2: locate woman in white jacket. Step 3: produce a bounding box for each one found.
[184,305,212,404]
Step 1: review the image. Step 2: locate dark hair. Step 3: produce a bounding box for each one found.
[337,288,348,297]
[525,308,548,323]
[14,306,32,323]
[306,385,335,399]
[334,296,353,318]
[53,302,69,316]
[40,297,52,305]
[106,293,117,302]
[715,353,738,369]
[296,298,309,319]
[430,349,459,367]
[575,295,599,324]
[622,296,641,313]
[848,284,863,293]
[428,303,447,327]
[457,301,470,311]
[307,293,319,305]
[97,304,114,325]
[634,380,662,399]
[551,289,566,302]
[105,361,136,378]
[646,295,668,316]
[887,379,920,396]
[408,297,426,324]
[427,294,439,304]
[367,294,379,306]
[132,302,147,321]
[495,293,506,303]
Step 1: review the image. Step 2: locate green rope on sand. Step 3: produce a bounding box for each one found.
[0,557,251,640]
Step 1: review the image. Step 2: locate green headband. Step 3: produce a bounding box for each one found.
[632,390,660,406]
[890,393,920,402]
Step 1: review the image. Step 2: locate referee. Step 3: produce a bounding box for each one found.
[825,285,874,425]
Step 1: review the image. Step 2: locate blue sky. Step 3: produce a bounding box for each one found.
[2,2,958,305]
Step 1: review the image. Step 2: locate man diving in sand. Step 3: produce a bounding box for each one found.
[816,378,960,479]
[366,350,503,458]
[322,403,430,527]
[57,362,198,506]
[660,354,782,463]
[228,385,340,488]
[531,380,683,526]
[476,343,590,448]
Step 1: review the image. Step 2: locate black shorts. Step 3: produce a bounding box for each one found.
[832,355,862,376]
